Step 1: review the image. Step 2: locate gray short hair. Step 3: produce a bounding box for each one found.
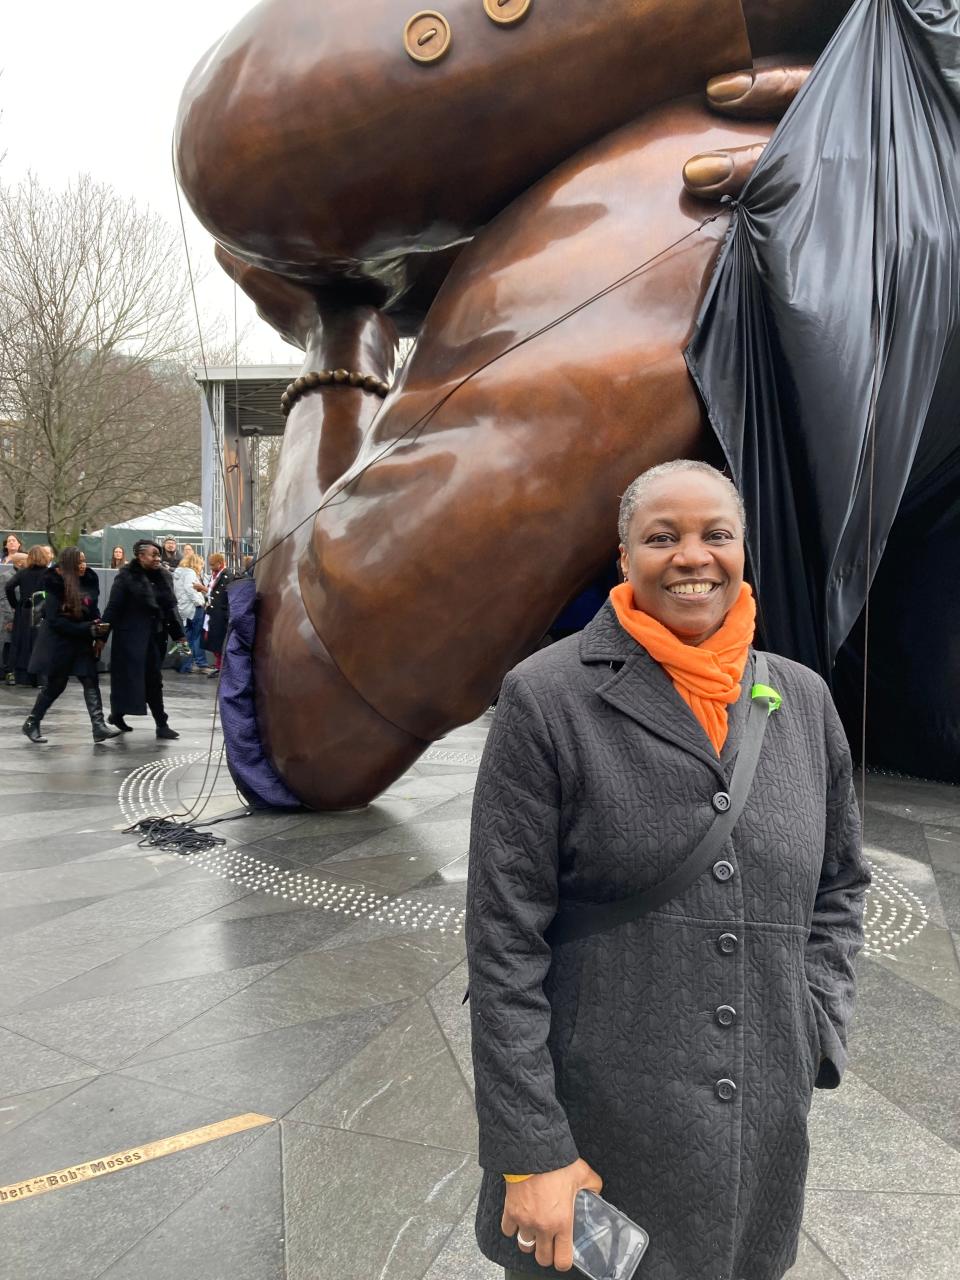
[618,460,746,544]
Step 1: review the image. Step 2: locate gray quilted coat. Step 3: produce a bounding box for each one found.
[466,603,868,1280]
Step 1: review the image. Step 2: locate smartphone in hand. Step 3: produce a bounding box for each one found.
[572,1189,649,1280]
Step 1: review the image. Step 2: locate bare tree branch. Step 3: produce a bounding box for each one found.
[0,173,205,545]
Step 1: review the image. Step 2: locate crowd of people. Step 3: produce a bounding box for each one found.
[2,533,245,744]
[6,467,869,1280]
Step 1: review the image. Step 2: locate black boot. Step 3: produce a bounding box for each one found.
[108,713,133,732]
[22,715,47,744]
[22,685,54,743]
[84,684,121,742]
[148,687,178,739]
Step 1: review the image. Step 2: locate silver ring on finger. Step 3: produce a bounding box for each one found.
[517,1232,537,1249]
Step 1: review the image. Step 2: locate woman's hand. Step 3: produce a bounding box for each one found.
[501,1158,603,1272]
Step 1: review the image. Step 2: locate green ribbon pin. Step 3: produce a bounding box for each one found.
[751,683,782,713]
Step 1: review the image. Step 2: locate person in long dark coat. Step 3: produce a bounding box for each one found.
[160,536,180,570]
[466,461,870,1280]
[21,549,121,744]
[204,552,234,676]
[101,539,189,738]
[4,545,51,686]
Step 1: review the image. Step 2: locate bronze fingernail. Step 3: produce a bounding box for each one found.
[707,71,754,103]
[683,153,735,188]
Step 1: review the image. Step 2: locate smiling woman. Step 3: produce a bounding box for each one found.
[609,461,755,757]
[616,460,747,647]
[466,459,870,1279]
[101,539,190,738]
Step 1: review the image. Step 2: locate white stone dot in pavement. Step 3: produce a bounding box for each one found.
[421,747,484,766]
[860,857,930,957]
[118,755,930,954]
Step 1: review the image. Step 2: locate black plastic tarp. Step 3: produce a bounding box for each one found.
[831,442,960,778]
[686,0,960,778]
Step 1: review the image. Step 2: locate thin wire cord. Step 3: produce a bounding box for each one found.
[232,270,242,573]
[125,720,230,831]
[174,166,209,384]
[172,168,878,829]
[162,189,727,831]
[859,308,883,820]
[158,164,249,830]
[172,155,233,560]
[857,121,892,825]
[252,209,731,568]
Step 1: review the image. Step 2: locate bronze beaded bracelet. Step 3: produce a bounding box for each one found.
[280,369,392,416]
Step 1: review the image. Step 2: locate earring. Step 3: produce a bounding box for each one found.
[483,0,533,25]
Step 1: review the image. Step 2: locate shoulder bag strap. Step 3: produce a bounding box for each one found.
[548,652,778,946]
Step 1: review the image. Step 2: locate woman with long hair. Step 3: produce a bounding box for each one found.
[4,544,51,686]
[2,534,23,563]
[21,548,121,743]
[172,550,209,673]
[110,546,127,569]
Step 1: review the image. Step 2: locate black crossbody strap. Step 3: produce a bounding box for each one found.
[548,653,774,946]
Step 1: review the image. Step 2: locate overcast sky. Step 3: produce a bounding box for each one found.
[1,1,302,366]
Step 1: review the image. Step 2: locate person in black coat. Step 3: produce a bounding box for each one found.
[467,463,868,1280]
[4,544,50,686]
[160,536,180,570]
[21,549,121,744]
[101,539,190,738]
[204,552,234,676]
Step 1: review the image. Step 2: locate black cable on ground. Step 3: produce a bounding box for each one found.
[123,817,228,855]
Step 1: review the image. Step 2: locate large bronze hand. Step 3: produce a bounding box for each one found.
[682,59,813,199]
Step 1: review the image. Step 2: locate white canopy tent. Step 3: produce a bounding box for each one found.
[92,501,204,535]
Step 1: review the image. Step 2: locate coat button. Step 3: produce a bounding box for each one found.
[716,1005,737,1027]
[712,791,731,813]
[483,0,532,22]
[717,932,738,955]
[403,11,453,63]
[713,859,735,882]
[715,1078,738,1102]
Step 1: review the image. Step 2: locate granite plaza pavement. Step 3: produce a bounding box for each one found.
[1,675,959,1280]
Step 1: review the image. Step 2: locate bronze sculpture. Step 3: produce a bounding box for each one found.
[175,0,901,809]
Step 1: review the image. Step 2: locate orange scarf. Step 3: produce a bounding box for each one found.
[609,581,756,755]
